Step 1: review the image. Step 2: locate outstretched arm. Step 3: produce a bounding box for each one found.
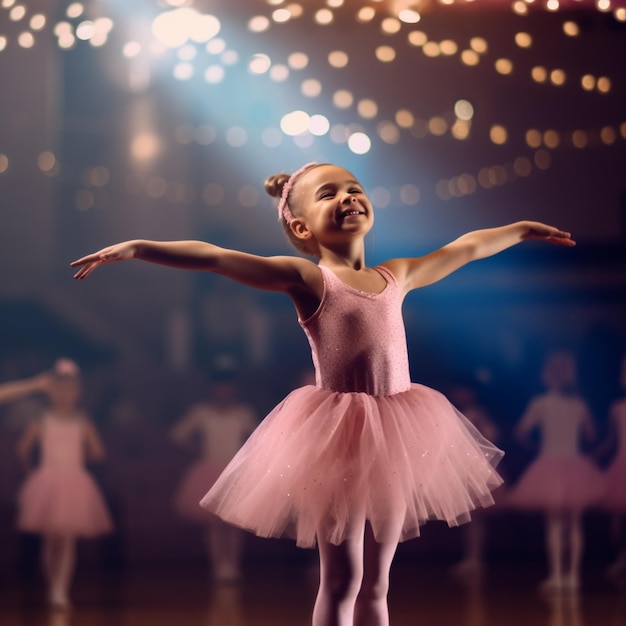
[385,221,575,293]
[0,373,51,405]
[71,239,318,295]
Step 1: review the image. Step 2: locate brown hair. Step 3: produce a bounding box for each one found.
[264,164,323,256]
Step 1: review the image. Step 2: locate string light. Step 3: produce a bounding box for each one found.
[0,0,622,206]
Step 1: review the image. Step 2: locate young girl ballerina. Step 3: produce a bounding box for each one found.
[0,359,113,609]
[508,350,604,592]
[171,363,256,582]
[71,162,575,625]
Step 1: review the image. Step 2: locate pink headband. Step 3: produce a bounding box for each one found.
[277,162,317,223]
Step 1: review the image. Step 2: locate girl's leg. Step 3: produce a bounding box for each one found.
[565,512,583,589]
[452,516,486,576]
[354,523,398,626]
[542,512,564,590]
[206,522,243,582]
[47,534,76,608]
[312,525,365,626]
[42,535,56,584]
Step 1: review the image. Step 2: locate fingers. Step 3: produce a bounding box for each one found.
[70,249,117,279]
[69,252,106,267]
[72,261,101,280]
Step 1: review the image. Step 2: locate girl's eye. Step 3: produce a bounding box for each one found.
[349,188,362,194]
[320,192,334,199]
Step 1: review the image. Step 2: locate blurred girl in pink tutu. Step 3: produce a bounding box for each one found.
[72,162,574,625]
[598,354,626,581]
[508,350,603,591]
[0,359,113,609]
[171,360,256,582]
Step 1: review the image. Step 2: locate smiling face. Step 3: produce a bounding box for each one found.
[289,164,373,254]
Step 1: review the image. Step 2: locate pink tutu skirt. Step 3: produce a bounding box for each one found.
[18,467,113,537]
[507,455,604,512]
[174,459,225,523]
[200,384,504,548]
[603,454,626,512]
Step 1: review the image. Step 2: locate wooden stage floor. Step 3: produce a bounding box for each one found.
[1,559,624,626]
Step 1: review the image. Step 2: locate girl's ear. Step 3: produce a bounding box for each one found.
[290,218,313,243]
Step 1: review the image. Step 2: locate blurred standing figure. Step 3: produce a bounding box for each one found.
[0,359,113,609]
[171,361,256,583]
[508,350,603,592]
[448,380,501,578]
[599,354,626,582]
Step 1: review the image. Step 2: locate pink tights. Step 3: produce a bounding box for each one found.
[312,523,398,626]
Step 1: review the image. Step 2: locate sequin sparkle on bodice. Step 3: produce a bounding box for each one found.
[299,265,411,397]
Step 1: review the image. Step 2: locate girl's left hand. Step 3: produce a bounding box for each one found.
[522,222,576,246]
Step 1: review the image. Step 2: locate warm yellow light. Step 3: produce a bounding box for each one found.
[422,42,440,57]
[600,126,616,144]
[328,50,348,68]
[597,76,611,93]
[428,117,448,136]
[495,58,513,75]
[301,79,322,97]
[512,1,528,15]
[581,74,595,91]
[357,7,376,22]
[439,40,458,55]
[38,151,57,172]
[358,99,378,119]
[531,66,547,83]
[375,46,396,62]
[451,120,471,140]
[395,109,414,128]
[408,31,427,47]
[525,129,542,148]
[461,50,480,66]
[333,90,353,108]
[571,130,588,148]
[288,52,308,69]
[550,69,566,86]
[562,21,579,36]
[534,149,551,170]
[543,130,560,148]
[490,125,508,145]
[315,8,333,24]
[381,17,401,34]
[514,32,532,48]
[513,156,532,177]
[378,122,400,144]
[469,37,487,54]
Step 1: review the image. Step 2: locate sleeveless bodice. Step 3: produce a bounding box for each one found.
[299,265,410,397]
[40,413,85,469]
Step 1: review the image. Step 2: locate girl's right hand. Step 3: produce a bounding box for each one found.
[70,241,138,279]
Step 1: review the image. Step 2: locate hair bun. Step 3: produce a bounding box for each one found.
[53,358,81,377]
[264,173,290,199]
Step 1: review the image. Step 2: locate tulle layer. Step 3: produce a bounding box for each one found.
[174,459,225,523]
[18,468,113,537]
[200,384,503,548]
[507,455,604,512]
[603,455,626,511]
